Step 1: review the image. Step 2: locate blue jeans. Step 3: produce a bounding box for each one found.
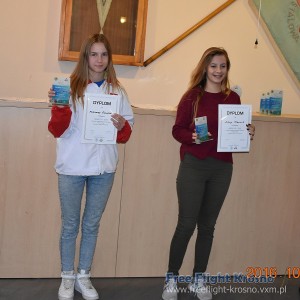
[58,173,115,272]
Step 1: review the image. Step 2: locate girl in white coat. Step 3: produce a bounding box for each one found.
[48,33,134,300]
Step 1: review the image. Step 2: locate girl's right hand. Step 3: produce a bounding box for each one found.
[192,131,212,141]
[48,88,65,108]
[48,87,55,103]
[192,131,197,141]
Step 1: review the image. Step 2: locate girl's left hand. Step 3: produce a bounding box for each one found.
[247,124,255,140]
[111,113,125,131]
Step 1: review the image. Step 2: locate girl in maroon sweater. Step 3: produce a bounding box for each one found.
[162,47,255,300]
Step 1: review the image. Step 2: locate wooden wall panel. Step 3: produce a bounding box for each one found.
[0,102,299,278]
[0,105,122,278]
[209,120,300,274]
[115,113,196,277]
[0,106,61,277]
[115,113,300,277]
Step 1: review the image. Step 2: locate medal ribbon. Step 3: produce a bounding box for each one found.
[96,0,113,34]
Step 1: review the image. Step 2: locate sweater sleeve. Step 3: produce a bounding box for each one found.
[172,96,195,144]
[117,120,132,143]
[48,106,72,138]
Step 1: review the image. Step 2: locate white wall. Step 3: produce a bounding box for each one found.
[0,0,299,113]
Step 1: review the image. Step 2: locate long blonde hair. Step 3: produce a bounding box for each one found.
[181,47,231,121]
[70,33,121,110]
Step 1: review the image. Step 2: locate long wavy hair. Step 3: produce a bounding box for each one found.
[70,33,121,110]
[182,47,231,122]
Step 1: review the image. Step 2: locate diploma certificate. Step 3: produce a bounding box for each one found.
[81,93,120,144]
[217,104,252,152]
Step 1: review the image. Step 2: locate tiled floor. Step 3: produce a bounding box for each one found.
[0,276,299,300]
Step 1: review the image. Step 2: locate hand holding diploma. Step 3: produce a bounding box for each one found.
[111,113,125,131]
[247,123,255,140]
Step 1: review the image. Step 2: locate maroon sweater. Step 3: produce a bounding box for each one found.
[172,87,241,163]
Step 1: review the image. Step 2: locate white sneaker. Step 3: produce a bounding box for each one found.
[162,278,178,300]
[58,271,76,300]
[188,278,212,300]
[75,270,99,300]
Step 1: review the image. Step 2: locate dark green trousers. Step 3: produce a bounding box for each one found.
[167,153,233,276]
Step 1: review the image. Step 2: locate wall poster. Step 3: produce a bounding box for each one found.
[249,0,300,88]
